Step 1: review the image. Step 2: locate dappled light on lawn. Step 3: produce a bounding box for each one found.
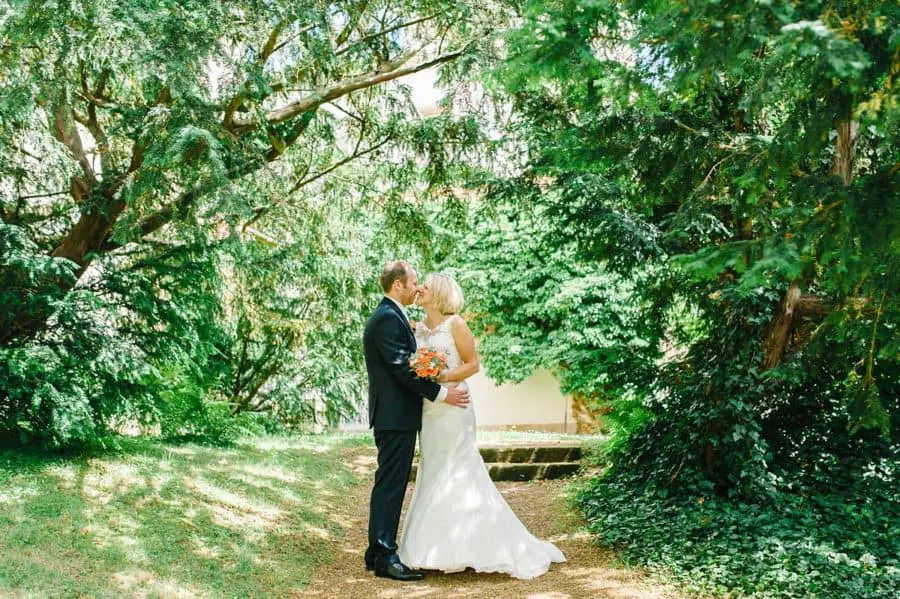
[0,437,358,597]
[0,484,40,506]
[185,476,285,534]
[110,568,156,593]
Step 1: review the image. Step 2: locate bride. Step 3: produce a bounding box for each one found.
[398,273,566,580]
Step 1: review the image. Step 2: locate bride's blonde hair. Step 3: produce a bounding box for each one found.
[425,273,464,315]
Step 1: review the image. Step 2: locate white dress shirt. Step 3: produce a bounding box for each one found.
[384,296,448,402]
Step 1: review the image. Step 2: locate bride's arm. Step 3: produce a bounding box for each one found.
[437,315,480,383]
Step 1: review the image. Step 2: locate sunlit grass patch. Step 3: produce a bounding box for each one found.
[247,432,374,452]
[0,435,358,597]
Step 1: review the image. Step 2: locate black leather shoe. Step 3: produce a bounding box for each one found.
[365,560,374,571]
[374,560,424,581]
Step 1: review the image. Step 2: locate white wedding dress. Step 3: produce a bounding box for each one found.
[398,317,566,579]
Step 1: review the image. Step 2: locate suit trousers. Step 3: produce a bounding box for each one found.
[365,429,417,566]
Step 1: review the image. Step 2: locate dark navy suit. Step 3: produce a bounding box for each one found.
[363,297,441,567]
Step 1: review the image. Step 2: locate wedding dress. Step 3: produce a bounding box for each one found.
[397,317,566,579]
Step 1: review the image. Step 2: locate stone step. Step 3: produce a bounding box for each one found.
[409,461,580,482]
[477,445,582,464]
[412,445,582,464]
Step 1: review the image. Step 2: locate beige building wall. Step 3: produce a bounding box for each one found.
[468,368,576,433]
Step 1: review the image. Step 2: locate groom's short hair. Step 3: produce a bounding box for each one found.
[380,260,411,292]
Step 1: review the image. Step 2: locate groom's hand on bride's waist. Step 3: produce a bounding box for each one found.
[443,385,470,408]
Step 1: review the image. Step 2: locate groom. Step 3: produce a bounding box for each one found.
[362,261,470,581]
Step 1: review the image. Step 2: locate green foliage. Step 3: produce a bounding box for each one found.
[155,361,242,445]
[490,0,900,595]
[444,204,665,403]
[578,462,900,598]
[0,224,227,446]
[497,0,900,474]
[0,0,503,444]
[217,222,371,427]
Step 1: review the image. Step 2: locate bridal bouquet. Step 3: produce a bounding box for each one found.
[409,347,448,381]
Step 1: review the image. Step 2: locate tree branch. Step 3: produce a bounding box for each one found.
[15,190,70,201]
[335,11,445,57]
[693,152,743,196]
[231,321,251,400]
[50,100,97,203]
[795,295,873,318]
[80,63,110,172]
[223,19,293,130]
[113,42,468,247]
[243,132,390,230]
[94,68,110,97]
[672,118,703,135]
[288,135,389,194]
[229,44,469,134]
[123,111,319,245]
[261,19,289,63]
[326,100,366,123]
[135,190,196,240]
[762,289,878,370]
[270,23,318,56]
[335,0,370,47]
[15,145,40,161]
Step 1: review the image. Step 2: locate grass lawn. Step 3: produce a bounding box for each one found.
[0,435,361,598]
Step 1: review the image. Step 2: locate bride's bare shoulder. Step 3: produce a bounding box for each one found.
[448,314,471,331]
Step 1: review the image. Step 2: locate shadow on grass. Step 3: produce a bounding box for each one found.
[0,436,358,598]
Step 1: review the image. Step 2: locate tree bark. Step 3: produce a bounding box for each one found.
[761,283,802,369]
[760,118,858,369]
[50,193,126,272]
[831,120,858,185]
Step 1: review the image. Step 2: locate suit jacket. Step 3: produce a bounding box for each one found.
[363,297,441,431]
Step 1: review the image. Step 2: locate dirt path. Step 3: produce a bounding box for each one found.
[299,448,675,599]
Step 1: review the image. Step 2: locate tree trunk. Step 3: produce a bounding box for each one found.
[760,118,858,369]
[571,392,603,434]
[51,194,126,272]
[2,190,126,342]
[761,283,802,369]
[831,120,858,185]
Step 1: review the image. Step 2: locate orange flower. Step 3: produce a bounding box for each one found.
[409,347,448,381]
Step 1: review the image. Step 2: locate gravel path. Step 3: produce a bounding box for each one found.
[298,448,676,599]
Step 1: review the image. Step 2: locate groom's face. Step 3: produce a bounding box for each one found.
[398,269,420,306]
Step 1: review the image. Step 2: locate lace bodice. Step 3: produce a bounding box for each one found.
[415,317,462,371]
